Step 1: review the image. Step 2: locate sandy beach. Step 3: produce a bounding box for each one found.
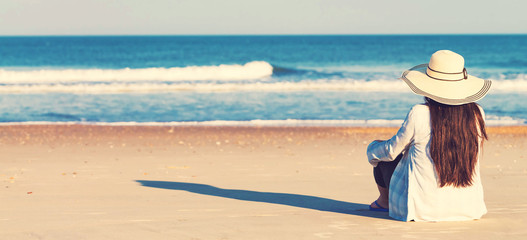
[1,125,526,239]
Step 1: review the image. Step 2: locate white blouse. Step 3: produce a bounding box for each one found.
[367,104,487,222]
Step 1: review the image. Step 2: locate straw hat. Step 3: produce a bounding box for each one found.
[400,50,491,105]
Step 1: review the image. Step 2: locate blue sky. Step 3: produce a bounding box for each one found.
[1,0,526,35]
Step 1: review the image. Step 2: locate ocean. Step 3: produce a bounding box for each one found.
[0,35,526,126]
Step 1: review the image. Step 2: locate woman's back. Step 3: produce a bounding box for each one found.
[387,104,487,221]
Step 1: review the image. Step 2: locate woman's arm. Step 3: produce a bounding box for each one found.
[366,105,420,167]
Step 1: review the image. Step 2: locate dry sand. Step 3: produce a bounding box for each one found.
[0,125,526,239]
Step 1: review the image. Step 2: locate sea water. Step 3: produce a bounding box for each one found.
[0,35,526,126]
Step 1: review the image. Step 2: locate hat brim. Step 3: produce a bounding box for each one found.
[401,64,492,105]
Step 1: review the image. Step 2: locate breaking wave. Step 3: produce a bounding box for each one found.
[0,61,273,83]
[0,62,526,94]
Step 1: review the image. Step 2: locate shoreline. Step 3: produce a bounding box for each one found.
[0,118,524,128]
[0,123,526,132]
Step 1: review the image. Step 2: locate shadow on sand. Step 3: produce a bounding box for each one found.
[136,180,392,220]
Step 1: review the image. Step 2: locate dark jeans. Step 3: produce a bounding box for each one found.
[373,154,403,188]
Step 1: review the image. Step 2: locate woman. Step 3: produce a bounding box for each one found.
[367,50,492,222]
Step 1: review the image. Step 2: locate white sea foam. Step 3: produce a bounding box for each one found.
[485,115,526,126]
[0,61,273,83]
[1,78,526,94]
[0,116,523,127]
[0,80,409,93]
[0,119,404,127]
[488,77,527,93]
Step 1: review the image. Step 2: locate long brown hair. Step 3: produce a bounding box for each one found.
[425,97,488,188]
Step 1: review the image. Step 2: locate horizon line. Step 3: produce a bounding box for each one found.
[1,33,526,37]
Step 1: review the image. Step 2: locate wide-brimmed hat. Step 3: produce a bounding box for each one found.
[400,50,491,105]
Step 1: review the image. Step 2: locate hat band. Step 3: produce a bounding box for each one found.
[426,66,468,81]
